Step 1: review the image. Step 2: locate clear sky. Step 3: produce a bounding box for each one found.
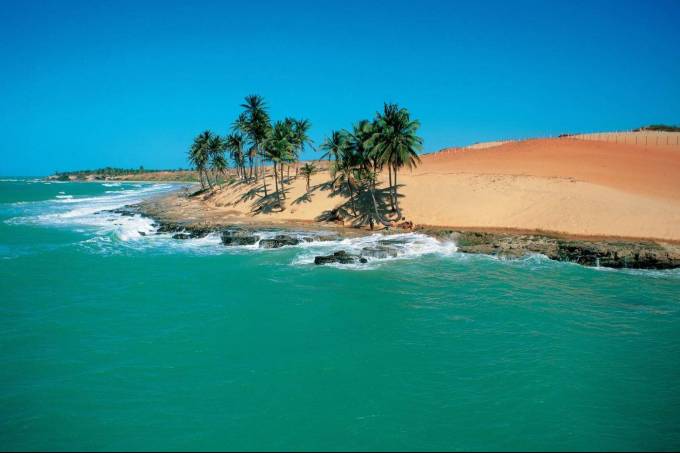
[1,0,679,176]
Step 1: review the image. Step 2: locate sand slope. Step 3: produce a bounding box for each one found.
[176,138,680,241]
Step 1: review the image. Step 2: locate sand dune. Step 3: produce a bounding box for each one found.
[169,137,680,241]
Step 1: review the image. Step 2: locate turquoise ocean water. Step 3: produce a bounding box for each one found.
[1,179,680,451]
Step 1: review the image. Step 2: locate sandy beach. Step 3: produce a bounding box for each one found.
[146,137,680,242]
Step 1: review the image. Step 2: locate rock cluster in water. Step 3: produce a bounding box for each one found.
[314,251,368,265]
[259,235,302,248]
[221,230,260,246]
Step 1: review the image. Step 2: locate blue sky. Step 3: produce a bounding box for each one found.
[1,0,679,176]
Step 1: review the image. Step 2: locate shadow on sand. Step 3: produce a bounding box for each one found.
[218,176,404,224]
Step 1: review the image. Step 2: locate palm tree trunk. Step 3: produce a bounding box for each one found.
[347,180,357,216]
[260,148,268,197]
[262,165,268,197]
[280,163,286,199]
[206,170,214,189]
[368,184,392,227]
[198,169,206,189]
[394,168,402,220]
[273,162,280,206]
[388,164,395,211]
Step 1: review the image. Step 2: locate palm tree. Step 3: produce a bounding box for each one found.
[371,103,423,219]
[299,162,317,192]
[262,138,281,205]
[188,131,212,189]
[349,120,391,225]
[208,135,227,184]
[224,132,247,180]
[263,120,297,204]
[291,119,313,178]
[329,147,358,216]
[321,124,389,224]
[319,130,348,162]
[234,95,271,195]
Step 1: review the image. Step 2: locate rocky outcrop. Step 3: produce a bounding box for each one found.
[553,240,680,269]
[221,230,260,246]
[361,245,399,259]
[156,221,212,238]
[259,235,301,248]
[435,230,680,269]
[314,251,367,265]
[452,231,558,258]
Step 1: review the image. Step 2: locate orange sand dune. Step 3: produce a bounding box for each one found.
[170,137,680,241]
[420,138,680,201]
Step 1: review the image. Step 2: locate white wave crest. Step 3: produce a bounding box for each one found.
[289,232,458,269]
[7,183,179,242]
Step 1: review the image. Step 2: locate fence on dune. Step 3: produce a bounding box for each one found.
[424,130,680,159]
[570,130,680,147]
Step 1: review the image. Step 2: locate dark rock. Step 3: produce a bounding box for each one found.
[221,230,260,246]
[157,222,211,239]
[554,240,680,269]
[433,230,680,270]
[361,245,398,259]
[156,222,184,234]
[185,227,210,239]
[138,231,146,236]
[259,235,300,248]
[314,250,367,265]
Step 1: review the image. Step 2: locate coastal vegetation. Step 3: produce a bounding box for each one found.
[51,167,195,181]
[186,95,423,228]
[634,124,680,132]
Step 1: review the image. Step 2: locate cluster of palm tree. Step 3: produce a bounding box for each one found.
[187,97,423,226]
[188,131,228,189]
[320,103,422,226]
[187,95,313,205]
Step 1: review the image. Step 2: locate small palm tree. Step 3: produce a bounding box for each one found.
[299,162,317,192]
